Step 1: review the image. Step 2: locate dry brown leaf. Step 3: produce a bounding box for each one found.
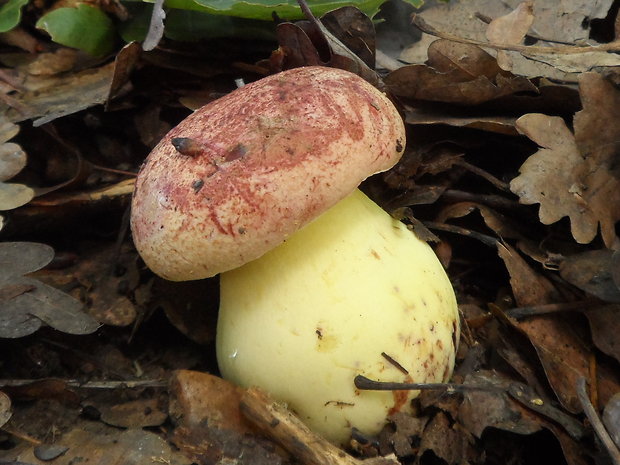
[404,106,518,135]
[560,250,620,302]
[497,243,585,412]
[5,423,192,465]
[99,398,167,428]
[583,305,620,363]
[168,370,284,465]
[510,89,620,248]
[486,1,534,71]
[418,411,474,464]
[385,40,537,105]
[486,2,534,45]
[458,370,543,437]
[510,114,587,240]
[498,244,620,414]
[5,62,116,126]
[572,73,620,247]
[379,412,429,457]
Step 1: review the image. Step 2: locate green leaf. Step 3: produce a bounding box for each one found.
[191,0,389,19]
[130,0,390,20]
[0,0,29,33]
[119,3,276,42]
[164,9,276,40]
[36,4,116,56]
[400,0,423,7]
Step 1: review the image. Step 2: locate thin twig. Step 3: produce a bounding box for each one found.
[354,375,502,393]
[91,164,137,177]
[424,221,499,247]
[504,299,600,319]
[441,190,521,211]
[0,427,43,445]
[0,379,168,389]
[454,159,510,192]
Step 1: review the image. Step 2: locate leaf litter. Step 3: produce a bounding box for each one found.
[0,0,620,465]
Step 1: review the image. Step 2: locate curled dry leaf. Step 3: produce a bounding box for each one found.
[320,6,375,69]
[404,107,519,135]
[385,40,537,105]
[270,5,378,86]
[510,73,620,248]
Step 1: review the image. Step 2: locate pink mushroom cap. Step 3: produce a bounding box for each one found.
[130,66,406,281]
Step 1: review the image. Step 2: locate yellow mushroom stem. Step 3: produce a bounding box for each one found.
[216,189,459,445]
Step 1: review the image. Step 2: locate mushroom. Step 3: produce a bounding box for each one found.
[131,66,459,445]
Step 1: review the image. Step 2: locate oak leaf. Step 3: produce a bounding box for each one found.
[510,74,620,248]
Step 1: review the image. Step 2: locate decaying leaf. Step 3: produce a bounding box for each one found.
[510,73,620,248]
[0,241,99,338]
